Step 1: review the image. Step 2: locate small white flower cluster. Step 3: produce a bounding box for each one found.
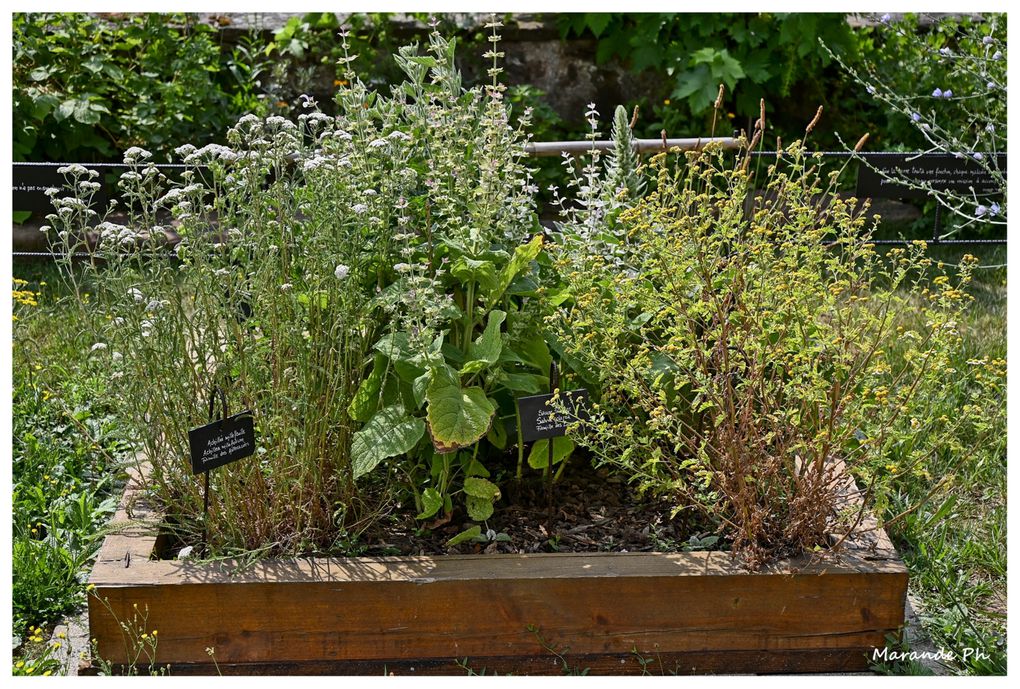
[97,221,140,246]
[57,164,96,178]
[302,154,333,172]
[182,144,238,164]
[265,115,297,132]
[123,147,153,165]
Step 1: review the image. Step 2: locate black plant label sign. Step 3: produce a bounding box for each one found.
[188,411,256,474]
[856,153,1006,200]
[517,389,590,442]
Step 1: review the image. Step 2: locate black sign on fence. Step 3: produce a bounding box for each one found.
[856,153,1006,200]
[516,389,590,443]
[188,411,256,474]
[12,164,108,213]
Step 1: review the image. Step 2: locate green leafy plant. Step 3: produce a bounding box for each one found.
[47,23,550,553]
[550,114,1002,566]
[556,13,860,144]
[345,23,552,531]
[12,13,255,162]
[12,269,128,668]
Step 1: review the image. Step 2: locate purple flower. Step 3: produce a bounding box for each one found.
[983,36,995,45]
[932,88,943,97]
[986,123,996,133]
[880,13,892,24]
[866,84,876,95]
[988,81,996,90]
[911,112,921,122]
[973,152,984,161]
[939,47,952,57]
[993,51,1003,60]
[975,205,988,217]
[990,203,1001,216]
[943,90,953,98]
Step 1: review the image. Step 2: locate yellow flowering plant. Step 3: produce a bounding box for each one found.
[550,132,1000,567]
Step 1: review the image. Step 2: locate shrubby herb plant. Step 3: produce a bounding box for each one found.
[550,122,1000,566]
[47,24,550,553]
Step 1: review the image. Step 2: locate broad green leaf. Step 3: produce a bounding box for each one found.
[584,13,613,38]
[466,495,494,521]
[425,367,495,453]
[545,333,598,389]
[499,372,545,394]
[55,99,76,122]
[375,333,426,382]
[412,370,431,409]
[527,436,576,469]
[451,256,498,293]
[465,457,491,478]
[416,487,444,520]
[374,332,416,363]
[487,234,543,304]
[351,405,425,479]
[486,417,508,449]
[446,525,482,546]
[463,476,501,500]
[296,290,328,310]
[517,333,553,373]
[347,353,386,422]
[461,309,506,375]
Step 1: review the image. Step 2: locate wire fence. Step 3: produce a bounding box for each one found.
[12,144,1006,258]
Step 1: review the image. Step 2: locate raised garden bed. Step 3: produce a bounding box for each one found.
[87,464,907,675]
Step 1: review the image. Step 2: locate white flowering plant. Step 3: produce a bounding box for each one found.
[47,24,551,553]
[826,13,1006,232]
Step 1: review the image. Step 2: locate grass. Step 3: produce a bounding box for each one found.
[874,243,1007,675]
[11,260,131,675]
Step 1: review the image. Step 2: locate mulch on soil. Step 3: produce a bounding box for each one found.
[361,462,711,556]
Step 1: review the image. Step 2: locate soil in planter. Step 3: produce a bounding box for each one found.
[154,458,723,560]
[358,461,717,557]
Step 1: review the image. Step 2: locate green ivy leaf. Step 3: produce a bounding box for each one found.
[412,370,431,409]
[516,332,553,373]
[351,405,425,479]
[486,417,508,449]
[499,372,545,394]
[585,14,613,38]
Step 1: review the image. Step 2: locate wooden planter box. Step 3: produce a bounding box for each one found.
[88,466,907,675]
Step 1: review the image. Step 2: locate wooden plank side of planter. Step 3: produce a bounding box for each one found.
[88,466,907,674]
